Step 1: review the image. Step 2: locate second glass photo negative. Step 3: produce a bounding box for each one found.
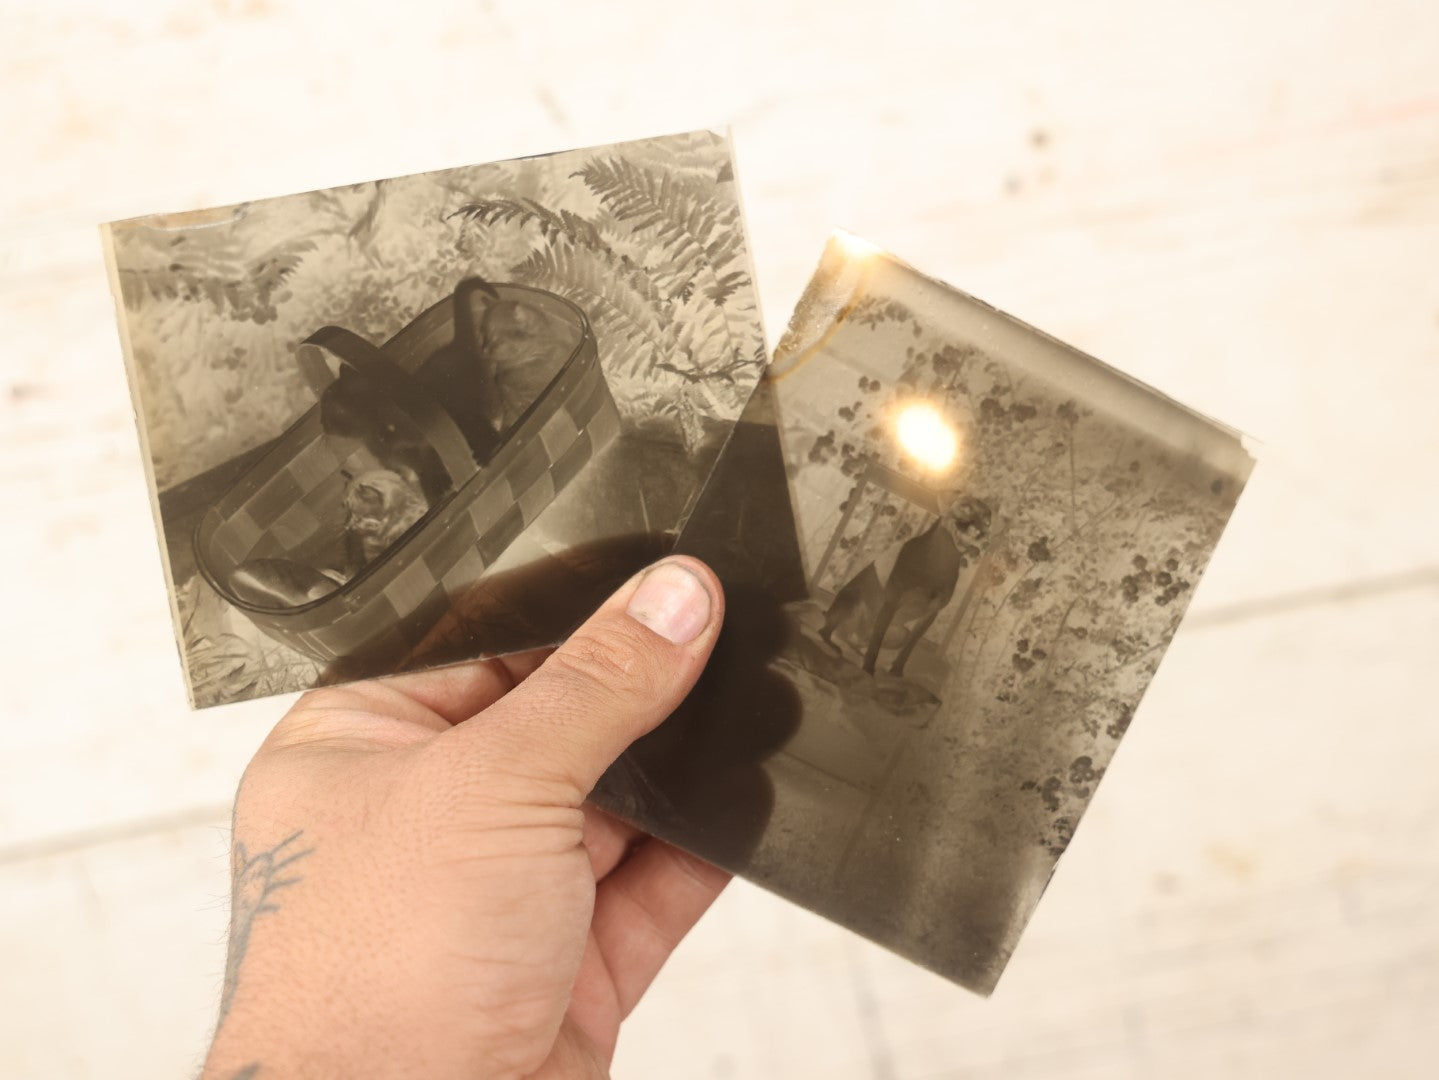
[592,232,1255,994]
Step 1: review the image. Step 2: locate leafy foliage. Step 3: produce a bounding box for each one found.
[117,233,316,324]
[849,295,917,329]
[573,156,747,274]
[449,197,606,252]
[779,278,1244,872]
[572,155,756,371]
[511,244,672,378]
[110,133,767,703]
[178,577,319,707]
[112,131,764,488]
[448,138,763,449]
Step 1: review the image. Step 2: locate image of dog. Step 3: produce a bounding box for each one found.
[819,494,994,677]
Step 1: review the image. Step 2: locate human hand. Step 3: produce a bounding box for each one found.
[202,557,726,1080]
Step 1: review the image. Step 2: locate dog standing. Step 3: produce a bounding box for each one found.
[819,495,993,677]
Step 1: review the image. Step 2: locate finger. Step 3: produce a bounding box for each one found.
[527,1016,611,1080]
[590,839,731,1017]
[449,556,723,799]
[581,804,644,881]
[289,648,553,740]
[377,647,553,725]
[565,934,625,1064]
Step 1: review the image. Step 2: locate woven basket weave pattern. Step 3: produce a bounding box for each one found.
[194,284,617,666]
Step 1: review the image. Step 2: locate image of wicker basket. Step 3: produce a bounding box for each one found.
[193,281,619,669]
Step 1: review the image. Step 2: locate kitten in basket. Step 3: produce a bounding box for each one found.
[422,278,577,449]
[317,364,453,503]
[226,470,429,609]
[481,296,574,430]
[340,469,429,565]
[310,279,572,472]
[225,278,569,611]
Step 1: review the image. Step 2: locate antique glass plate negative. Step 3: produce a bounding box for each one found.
[593,231,1255,994]
[100,130,765,707]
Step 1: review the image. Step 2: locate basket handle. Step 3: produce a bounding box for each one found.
[297,325,479,487]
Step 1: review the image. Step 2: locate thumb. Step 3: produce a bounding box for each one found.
[452,556,724,799]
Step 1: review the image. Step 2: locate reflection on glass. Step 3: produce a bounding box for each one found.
[831,228,883,260]
[893,401,959,474]
[598,231,1256,997]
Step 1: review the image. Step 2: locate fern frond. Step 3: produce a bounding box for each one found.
[614,130,729,180]
[573,157,738,271]
[249,238,314,290]
[450,197,599,250]
[666,294,760,416]
[575,155,752,365]
[114,237,314,323]
[703,268,750,307]
[512,245,676,380]
[450,198,678,316]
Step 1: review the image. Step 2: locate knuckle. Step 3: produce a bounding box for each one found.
[264,687,364,749]
[545,618,667,704]
[428,738,543,806]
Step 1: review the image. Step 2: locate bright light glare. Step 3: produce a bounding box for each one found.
[833,229,883,260]
[894,402,959,473]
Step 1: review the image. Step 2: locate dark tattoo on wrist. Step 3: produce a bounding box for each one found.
[230,1067,260,1080]
[219,830,313,1025]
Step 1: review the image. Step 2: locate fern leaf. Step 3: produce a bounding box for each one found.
[113,235,313,322]
[703,269,750,307]
[512,245,676,380]
[575,155,752,364]
[449,198,669,304]
[573,157,718,265]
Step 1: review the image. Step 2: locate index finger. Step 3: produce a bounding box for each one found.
[590,838,731,1017]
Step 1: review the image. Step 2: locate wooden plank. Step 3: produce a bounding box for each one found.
[3,2,1439,1078]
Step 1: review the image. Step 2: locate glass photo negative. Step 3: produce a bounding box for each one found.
[592,232,1255,994]
[100,129,765,708]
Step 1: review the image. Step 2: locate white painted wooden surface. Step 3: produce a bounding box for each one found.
[3,1,1437,1076]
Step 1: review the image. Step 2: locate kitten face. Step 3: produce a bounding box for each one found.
[343,469,429,562]
[480,300,571,429]
[481,299,549,347]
